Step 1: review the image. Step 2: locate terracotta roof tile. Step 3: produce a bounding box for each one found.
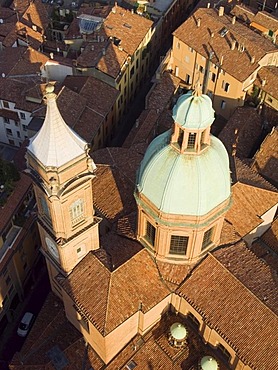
[252,127,278,187]
[213,241,278,314]
[56,78,119,143]
[251,11,278,32]
[60,249,170,335]
[0,77,43,112]
[0,173,32,233]
[103,6,153,57]
[92,147,142,183]
[177,252,278,369]
[234,156,276,192]
[225,182,278,237]
[219,107,263,158]
[255,66,278,99]
[93,164,136,221]
[75,5,152,77]
[173,8,277,82]
[230,4,255,24]
[123,71,179,149]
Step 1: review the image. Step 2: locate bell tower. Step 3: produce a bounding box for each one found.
[26,85,100,296]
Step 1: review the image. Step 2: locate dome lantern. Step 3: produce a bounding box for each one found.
[168,322,187,348]
[170,90,215,154]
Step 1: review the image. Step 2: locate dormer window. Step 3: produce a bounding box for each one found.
[187,133,196,149]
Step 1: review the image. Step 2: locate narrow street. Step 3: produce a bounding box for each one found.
[0,265,50,367]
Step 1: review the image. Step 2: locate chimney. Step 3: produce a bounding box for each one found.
[211,32,214,38]
[207,2,210,7]
[232,16,236,24]
[262,79,266,86]
[197,18,201,27]
[219,6,224,16]
[251,56,255,64]
[220,55,224,65]
[231,40,236,50]
[102,47,106,55]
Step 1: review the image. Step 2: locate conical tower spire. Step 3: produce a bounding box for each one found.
[28,84,88,168]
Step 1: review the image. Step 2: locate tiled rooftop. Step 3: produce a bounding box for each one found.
[93,164,137,222]
[255,66,278,99]
[219,107,263,158]
[123,71,180,149]
[173,8,277,82]
[213,240,278,314]
[0,46,48,78]
[225,181,278,237]
[59,249,170,335]
[252,126,278,187]
[177,251,278,370]
[234,156,276,192]
[0,77,43,112]
[0,173,31,233]
[56,77,119,143]
[251,10,278,31]
[73,5,153,77]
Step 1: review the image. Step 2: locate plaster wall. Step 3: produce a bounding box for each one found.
[244,203,277,246]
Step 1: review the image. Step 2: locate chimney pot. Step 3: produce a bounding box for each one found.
[219,6,224,16]
[207,2,210,7]
[232,16,236,24]
[251,56,255,64]
[262,79,266,86]
[231,40,236,50]
[197,18,201,27]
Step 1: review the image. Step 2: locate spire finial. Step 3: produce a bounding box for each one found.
[44,84,56,100]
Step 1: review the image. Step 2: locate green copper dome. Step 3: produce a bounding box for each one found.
[172,91,215,129]
[170,323,187,340]
[200,356,219,370]
[137,131,230,216]
[136,92,231,217]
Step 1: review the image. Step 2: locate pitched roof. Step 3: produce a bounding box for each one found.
[251,10,278,32]
[93,164,137,222]
[0,46,48,77]
[252,127,278,187]
[219,107,263,158]
[213,241,278,314]
[59,248,170,335]
[58,77,119,142]
[0,173,31,233]
[234,156,276,192]
[173,8,277,82]
[75,5,153,77]
[177,251,278,370]
[0,77,43,112]
[255,66,278,100]
[225,182,278,237]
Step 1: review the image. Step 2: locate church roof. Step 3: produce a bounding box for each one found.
[59,248,170,335]
[137,130,231,216]
[177,247,278,370]
[27,85,88,168]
